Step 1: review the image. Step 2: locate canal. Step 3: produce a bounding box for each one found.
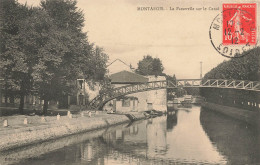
[1,105,260,165]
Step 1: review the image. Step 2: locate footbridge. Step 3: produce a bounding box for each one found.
[88,79,260,110]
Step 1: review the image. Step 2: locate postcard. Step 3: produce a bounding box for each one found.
[0,0,259,164]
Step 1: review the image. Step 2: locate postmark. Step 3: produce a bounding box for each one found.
[209,3,257,58]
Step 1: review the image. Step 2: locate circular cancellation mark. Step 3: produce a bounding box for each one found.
[209,8,257,58]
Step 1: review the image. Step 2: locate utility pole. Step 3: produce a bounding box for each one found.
[200,61,203,79]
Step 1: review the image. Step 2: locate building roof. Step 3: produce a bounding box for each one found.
[110,70,148,84]
[107,59,135,75]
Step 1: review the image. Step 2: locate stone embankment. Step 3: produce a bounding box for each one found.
[202,102,260,125]
[0,112,145,151]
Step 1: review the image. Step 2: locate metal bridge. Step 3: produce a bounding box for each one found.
[88,79,260,110]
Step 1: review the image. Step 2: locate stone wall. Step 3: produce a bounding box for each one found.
[202,102,260,126]
[146,76,167,112]
[200,87,260,111]
[0,114,130,151]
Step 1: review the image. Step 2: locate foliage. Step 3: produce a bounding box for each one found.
[135,55,179,99]
[0,0,33,113]
[201,47,260,109]
[38,0,108,113]
[135,55,164,76]
[0,0,109,114]
[184,87,200,96]
[40,0,108,93]
[175,88,187,97]
[40,0,84,33]
[204,47,260,81]
[163,74,176,83]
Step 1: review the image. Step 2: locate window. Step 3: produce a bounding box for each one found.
[122,99,130,107]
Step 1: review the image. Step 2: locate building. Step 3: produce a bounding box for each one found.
[104,69,167,113]
[114,96,139,113]
[104,70,148,112]
[107,59,135,75]
[146,75,167,111]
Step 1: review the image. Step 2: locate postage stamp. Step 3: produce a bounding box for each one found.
[209,3,257,58]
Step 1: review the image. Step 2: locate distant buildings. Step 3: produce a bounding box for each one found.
[104,59,167,113]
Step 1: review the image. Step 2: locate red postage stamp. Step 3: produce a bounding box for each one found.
[222,4,257,45]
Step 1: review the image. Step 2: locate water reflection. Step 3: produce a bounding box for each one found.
[200,108,260,165]
[4,105,260,164]
[163,107,226,164]
[167,111,178,131]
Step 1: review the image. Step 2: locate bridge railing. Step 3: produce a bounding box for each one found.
[89,80,169,109]
[88,79,260,109]
[176,79,202,87]
[201,79,260,90]
[176,79,260,91]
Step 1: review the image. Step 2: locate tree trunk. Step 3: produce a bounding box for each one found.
[4,85,8,104]
[10,95,14,104]
[43,99,48,115]
[19,94,24,114]
[4,95,7,104]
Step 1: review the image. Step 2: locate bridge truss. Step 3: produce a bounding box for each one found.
[88,79,260,110]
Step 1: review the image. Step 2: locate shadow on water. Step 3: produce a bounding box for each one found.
[200,107,260,165]
[167,110,178,131]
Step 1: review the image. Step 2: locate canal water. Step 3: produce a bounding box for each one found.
[1,105,260,165]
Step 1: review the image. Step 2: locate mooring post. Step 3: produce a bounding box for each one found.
[24,117,28,125]
[67,111,71,117]
[57,113,60,120]
[41,116,46,122]
[3,119,8,127]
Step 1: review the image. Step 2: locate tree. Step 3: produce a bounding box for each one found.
[1,7,68,114]
[1,0,109,115]
[37,0,108,113]
[136,55,164,76]
[0,0,33,113]
[201,47,260,108]
[204,47,260,81]
[41,0,108,82]
[39,0,108,113]
[163,74,176,83]
[40,0,84,33]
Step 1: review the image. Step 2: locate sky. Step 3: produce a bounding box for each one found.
[18,0,260,79]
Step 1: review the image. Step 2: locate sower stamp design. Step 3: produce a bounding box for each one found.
[210,3,257,58]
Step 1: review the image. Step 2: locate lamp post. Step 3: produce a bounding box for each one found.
[200,61,203,79]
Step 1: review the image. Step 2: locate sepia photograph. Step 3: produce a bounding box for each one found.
[0,0,260,164]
